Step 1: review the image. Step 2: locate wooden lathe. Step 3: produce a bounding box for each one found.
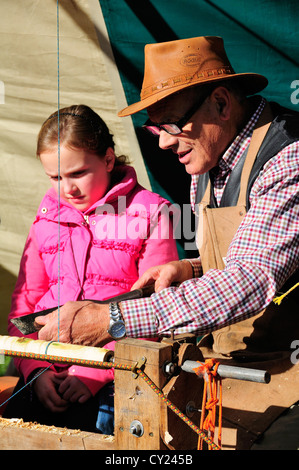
[0,334,269,450]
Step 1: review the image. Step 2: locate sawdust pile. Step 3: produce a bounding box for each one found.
[0,417,85,436]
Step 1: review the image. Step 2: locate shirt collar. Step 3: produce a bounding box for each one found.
[190,96,266,210]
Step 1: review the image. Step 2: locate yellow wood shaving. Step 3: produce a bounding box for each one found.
[0,417,86,436]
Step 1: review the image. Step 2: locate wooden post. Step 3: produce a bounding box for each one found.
[114,338,173,450]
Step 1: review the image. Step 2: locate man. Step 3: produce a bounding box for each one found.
[37,36,299,449]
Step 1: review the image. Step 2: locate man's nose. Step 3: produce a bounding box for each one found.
[158,130,179,150]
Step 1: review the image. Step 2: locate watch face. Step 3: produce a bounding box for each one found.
[110,320,126,339]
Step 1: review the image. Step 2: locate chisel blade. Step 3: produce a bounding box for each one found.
[10,284,156,335]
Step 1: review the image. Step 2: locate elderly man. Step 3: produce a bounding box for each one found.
[37,36,299,449]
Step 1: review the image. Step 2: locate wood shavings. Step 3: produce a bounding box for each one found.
[0,417,86,436]
[164,430,173,444]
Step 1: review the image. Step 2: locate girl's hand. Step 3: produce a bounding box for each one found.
[55,370,92,404]
[33,370,69,413]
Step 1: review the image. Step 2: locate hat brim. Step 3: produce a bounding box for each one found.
[118,72,268,117]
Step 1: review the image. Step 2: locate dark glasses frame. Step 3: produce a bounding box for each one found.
[142,89,211,136]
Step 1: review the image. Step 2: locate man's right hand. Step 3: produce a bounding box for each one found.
[131,259,193,293]
[36,301,111,347]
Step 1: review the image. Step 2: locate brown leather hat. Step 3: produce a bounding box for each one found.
[118,36,268,117]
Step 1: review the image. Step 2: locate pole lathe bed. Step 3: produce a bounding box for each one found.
[0,334,270,450]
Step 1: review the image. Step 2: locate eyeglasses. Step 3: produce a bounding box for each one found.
[142,91,210,136]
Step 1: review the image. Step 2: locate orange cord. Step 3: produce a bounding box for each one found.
[193,359,223,450]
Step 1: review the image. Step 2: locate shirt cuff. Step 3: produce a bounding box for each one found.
[121,297,158,338]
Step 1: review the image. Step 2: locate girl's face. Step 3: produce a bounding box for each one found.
[40,145,115,211]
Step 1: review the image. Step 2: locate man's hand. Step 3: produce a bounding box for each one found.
[131,260,193,292]
[36,301,111,347]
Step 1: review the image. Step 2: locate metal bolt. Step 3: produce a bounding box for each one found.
[129,420,144,437]
[186,401,201,417]
[164,361,175,375]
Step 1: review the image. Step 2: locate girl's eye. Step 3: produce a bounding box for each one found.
[49,170,86,180]
[72,170,87,177]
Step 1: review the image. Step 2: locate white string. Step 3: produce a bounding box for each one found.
[0,1,62,413]
[56,0,60,342]
[0,365,53,412]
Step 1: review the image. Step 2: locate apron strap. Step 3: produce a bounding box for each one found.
[237,101,273,206]
[199,101,273,207]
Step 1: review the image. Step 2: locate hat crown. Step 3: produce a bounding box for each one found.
[141,36,234,100]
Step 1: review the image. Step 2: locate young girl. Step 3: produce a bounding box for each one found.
[4,105,178,433]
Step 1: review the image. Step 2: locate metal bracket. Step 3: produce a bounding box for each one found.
[132,356,147,378]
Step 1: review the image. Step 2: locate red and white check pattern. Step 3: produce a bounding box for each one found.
[122,98,299,338]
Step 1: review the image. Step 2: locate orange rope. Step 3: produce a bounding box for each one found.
[193,359,223,450]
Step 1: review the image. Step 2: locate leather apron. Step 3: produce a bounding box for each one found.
[196,103,299,449]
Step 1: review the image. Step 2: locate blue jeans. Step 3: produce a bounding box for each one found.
[96,382,114,435]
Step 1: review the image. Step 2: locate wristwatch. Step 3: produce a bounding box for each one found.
[108,302,126,340]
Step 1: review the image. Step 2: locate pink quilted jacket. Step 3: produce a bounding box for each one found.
[8,165,178,395]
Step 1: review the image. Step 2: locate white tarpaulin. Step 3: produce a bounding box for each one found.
[0,0,149,333]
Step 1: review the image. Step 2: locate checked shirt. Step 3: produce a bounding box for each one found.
[121,97,299,338]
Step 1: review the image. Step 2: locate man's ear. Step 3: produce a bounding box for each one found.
[211,86,231,121]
